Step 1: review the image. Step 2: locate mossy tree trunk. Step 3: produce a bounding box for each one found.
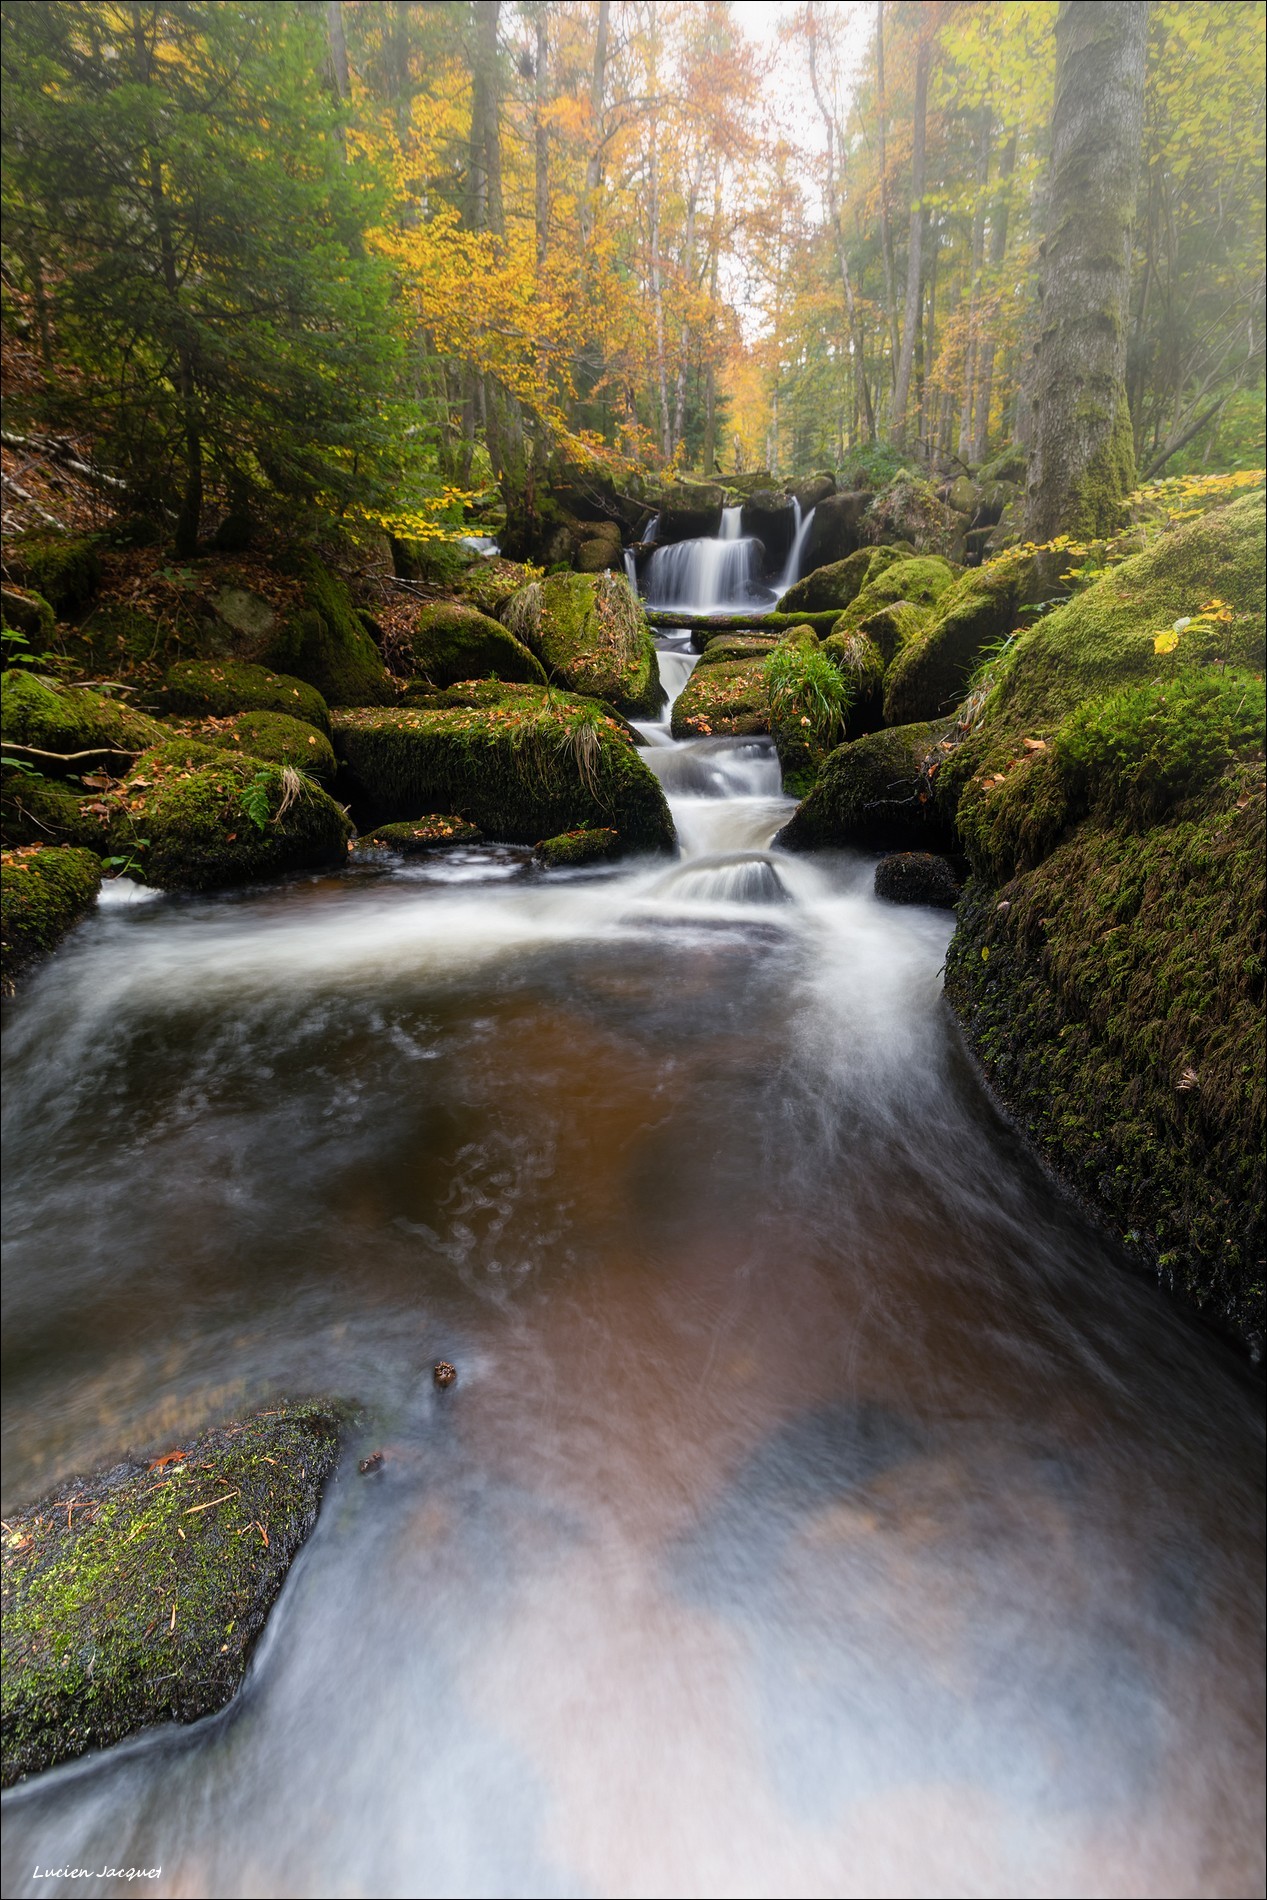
[1024,0,1149,542]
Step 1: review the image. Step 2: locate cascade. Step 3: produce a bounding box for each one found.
[642,534,765,613]
[778,500,816,591]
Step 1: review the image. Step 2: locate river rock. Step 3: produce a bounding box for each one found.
[874,851,961,908]
[1,1402,344,1787]
[670,656,770,738]
[655,482,724,545]
[535,826,621,866]
[882,548,1067,727]
[791,472,837,514]
[777,721,950,853]
[405,604,546,688]
[739,491,796,568]
[260,559,395,707]
[161,659,331,734]
[573,521,625,573]
[503,572,661,719]
[0,845,101,990]
[800,490,873,570]
[781,547,900,616]
[2,671,166,768]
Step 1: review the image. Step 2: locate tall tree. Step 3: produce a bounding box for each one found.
[891,13,935,448]
[1025,0,1150,538]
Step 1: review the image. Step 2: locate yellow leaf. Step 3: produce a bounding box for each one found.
[1153,631,1180,654]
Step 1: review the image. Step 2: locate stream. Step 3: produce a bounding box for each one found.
[1,603,1264,1897]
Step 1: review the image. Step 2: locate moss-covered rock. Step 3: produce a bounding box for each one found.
[2,769,107,850]
[777,722,950,853]
[573,522,624,573]
[503,572,661,718]
[874,852,961,909]
[1,588,55,646]
[1,1402,343,1787]
[846,599,933,666]
[2,671,166,765]
[864,475,957,553]
[354,815,484,854]
[535,826,621,867]
[765,632,852,796]
[822,629,887,735]
[190,712,337,785]
[831,554,960,637]
[161,660,331,735]
[670,656,770,738]
[332,693,675,852]
[405,604,546,688]
[261,560,394,707]
[72,603,171,673]
[1,845,101,990]
[109,740,350,891]
[3,536,102,614]
[695,635,779,670]
[655,482,723,543]
[780,547,900,616]
[883,547,1067,726]
[457,558,538,621]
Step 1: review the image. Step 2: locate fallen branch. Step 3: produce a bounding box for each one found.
[2,740,138,767]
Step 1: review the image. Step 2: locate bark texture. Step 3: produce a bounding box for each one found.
[1024,0,1149,541]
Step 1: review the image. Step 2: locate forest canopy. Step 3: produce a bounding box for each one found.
[1,0,1263,551]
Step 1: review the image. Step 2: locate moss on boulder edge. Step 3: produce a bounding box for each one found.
[406,604,546,688]
[883,548,1068,726]
[671,656,770,738]
[332,693,674,853]
[535,826,621,867]
[777,722,951,853]
[504,572,662,718]
[261,559,394,707]
[355,816,484,854]
[188,711,337,785]
[779,547,901,616]
[110,740,350,892]
[1,845,102,990]
[1,1402,343,1787]
[3,535,102,614]
[161,661,331,736]
[2,769,107,851]
[2,671,166,763]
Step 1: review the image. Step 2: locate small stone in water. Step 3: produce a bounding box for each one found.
[433,1362,457,1389]
[358,1451,385,1474]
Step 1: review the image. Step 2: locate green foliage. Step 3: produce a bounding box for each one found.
[764,637,853,794]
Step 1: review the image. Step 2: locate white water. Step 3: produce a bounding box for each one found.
[779,500,816,592]
[2,627,1263,1899]
[642,535,767,613]
[720,504,743,541]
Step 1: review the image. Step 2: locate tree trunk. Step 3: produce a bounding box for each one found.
[1024,0,1149,540]
[325,1,350,99]
[580,0,610,244]
[875,2,900,394]
[891,29,932,447]
[969,130,1017,463]
[673,151,705,456]
[807,4,876,443]
[958,108,990,459]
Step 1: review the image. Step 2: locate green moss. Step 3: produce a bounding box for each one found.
[847,600,931,666]
[355,815,484,854]
[535,826,621,866]
[2,671,166,762]
[765,637,852,795]
[1,1402,343,1786]
[1,588,56,645]
[161,661,331,735]
[406,604,546,688]
[670,656,770,738]
[262,559,394,707]
[2,769,107,850]
[1,845,101,989]
[72,603,170,672]
[109,740,350,891]
[1066,389,1138,541]
[504,572,661,718]
[883,547,1068,726]
[822,630,887,735]
[832,555,960,637]
[945,774,1264,1350]
[779,547,901,616]
[457,559,538,620]
[332,693,674,853]
[778,721,951,853]
[695,636,779,670]
[190,712,337,785]
[3,536,102,614]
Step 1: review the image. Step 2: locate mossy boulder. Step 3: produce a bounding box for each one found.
[883,547,1067,726]
[261,560,394,707]
[331,692,675,853]
[406,604,546,688]
[3,535,102,614]
[535,826,621,867]
[110,740,351,891]
[822,629,887,735]
[695,635,779,670]
[848,600,933,666]
[831,554,960,637]
[161,660,331,735]
[1,1402,343,1787]
[354,815,484,854]
[938,495,1267,1350]
[874,852,961,909]
[191,712,337,785]
[670,656,770,738]
[780,547,900,616]
[1,588,55,645]
[764,633,852,797]
[2,769,107,850]
[503,572,661,718]
[71,603,170,672]
[777,721,949,853]
[1,845,101,990]
[457,558,538,620]
[2,671,166,766]
[865,475,957,553]
[574,522,624,574]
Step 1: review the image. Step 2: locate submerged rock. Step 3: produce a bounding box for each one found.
[0,1402,344,1787]
[354,815,484,854]
[874,852,961,909]
[0,845,101,990]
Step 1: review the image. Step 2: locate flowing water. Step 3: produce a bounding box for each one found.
[1,632,1263,1899]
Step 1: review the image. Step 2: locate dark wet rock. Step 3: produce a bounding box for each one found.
[800,491,873,570]
[354,815,484,855]
[740,491,796,569]
[874,852,961,909]
[433,1362,457,1389]
[791,472,837,514]
[1,1401,345,1787]
[655,482,724,544]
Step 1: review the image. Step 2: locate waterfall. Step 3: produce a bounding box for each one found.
[642,536,763,612]
[778,501,816,592]
[720,505,743,541]
[623,548,637,587]
[644,512,660,543]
